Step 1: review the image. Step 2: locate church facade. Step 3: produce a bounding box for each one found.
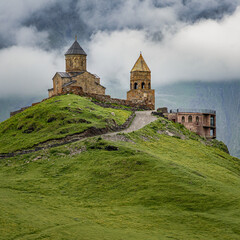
[127,53,155,109]
[48,38,106,98]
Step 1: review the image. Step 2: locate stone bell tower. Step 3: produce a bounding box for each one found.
[65,36,87,73]
[127,53,155,109]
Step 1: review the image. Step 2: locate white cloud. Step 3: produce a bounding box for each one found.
[76,0,240,32]
[1,1,240,98]
[15,26,49,47]
[0,0,56,43]
[87,7,240,91]
[0,46,63,97]
[77,0,177,32]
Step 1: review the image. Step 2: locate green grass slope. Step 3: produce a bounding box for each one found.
[0,117,239,240]
[0,95,132,153]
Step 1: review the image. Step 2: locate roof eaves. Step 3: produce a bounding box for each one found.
[65,40,87,56]
[62,80,77,87]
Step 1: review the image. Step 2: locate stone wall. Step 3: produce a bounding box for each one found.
[71,72,105,95]
[127,89,155,110]
[62,86,84,95]
[62,86,153,110]
[10,86,153,118]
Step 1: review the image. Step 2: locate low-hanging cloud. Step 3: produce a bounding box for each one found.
[1,0,240,98]
[76,0,240,31]
[1,0,240,49]
[0,46,63,97]
[0,0,56,46]
[87,7,240,90]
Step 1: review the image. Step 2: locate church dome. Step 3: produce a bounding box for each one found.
[131,53,150,72]
[65,40,87,56]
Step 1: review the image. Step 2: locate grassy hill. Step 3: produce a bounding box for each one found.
[0,97,240,240]
[0,95,132,154]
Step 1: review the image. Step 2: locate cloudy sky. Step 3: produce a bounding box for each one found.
[1,0,240,98]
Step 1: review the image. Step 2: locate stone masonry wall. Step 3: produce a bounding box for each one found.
[62,86,153,110]
[10,86,153,117]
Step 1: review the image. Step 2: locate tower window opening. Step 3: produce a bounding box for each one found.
[142,82,145,89]
[148,83,150,89]
[188,115,192,123]
[134,82,138,89]
[196,116,200,125]
[210,116,214,126]
[181,116,185,122]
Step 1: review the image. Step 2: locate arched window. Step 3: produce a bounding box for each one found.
[141,82,145,89]
[196,116,200,124]
[181,116,185,122]
[134,82,138,89]
[188,115,192,123]
[148,83,151,89]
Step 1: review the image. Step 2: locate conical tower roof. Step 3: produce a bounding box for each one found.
[65,39,87,56]
[131,53,150,72]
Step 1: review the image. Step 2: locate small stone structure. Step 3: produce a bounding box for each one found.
[127,53,155,110]
[48,37,106,98]
[165,108,216,139]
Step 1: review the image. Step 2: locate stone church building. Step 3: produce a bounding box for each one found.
[48,38,155,110]
[127,53,155,109]
[48,38,106,97]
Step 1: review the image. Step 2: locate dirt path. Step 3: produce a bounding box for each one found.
[121,110,157,133]
[102,111,157,141]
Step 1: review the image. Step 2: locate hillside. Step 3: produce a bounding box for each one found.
[0,97,240,240]
[0,95,132,154]
[1,81,240,158]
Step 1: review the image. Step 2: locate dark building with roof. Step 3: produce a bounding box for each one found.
[48,37,105,97]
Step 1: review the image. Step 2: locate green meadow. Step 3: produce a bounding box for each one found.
[0,95,132,153]
[0,105,240,239]
[0,95,240,240]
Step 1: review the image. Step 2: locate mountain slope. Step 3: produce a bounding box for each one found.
[0,106,239,240]
[1,81,240,158]
[0,95,132,154]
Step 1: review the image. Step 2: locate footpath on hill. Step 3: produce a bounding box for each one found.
[102,111,157,142]
[0,111,157,158]
[120,110,157,133]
